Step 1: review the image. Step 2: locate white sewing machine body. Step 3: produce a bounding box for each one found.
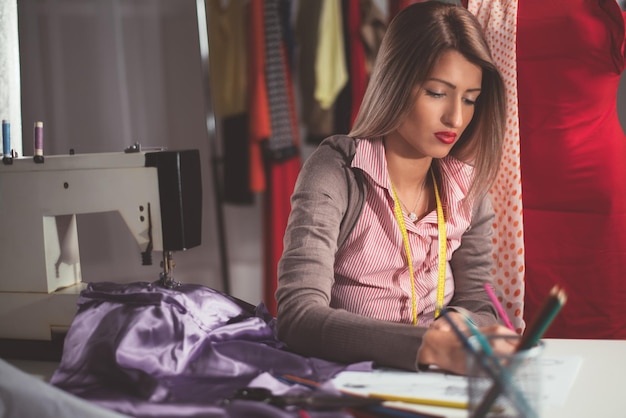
[0,149,202,341]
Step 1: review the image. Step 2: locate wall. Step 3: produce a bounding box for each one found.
[17,0,263,305]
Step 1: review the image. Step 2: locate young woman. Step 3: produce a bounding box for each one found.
[276,1,516,375]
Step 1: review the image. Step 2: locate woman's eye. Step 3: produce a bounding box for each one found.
[463,97,477,105]
[424,89,478,105]
[425,90,445,98]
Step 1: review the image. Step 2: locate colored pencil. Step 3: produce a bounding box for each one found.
[471,285,567,418]
[463,316,536,418]
[368,392,467,409]
[484,283,515,331]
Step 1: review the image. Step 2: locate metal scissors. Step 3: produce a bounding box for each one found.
[227,387,383,411]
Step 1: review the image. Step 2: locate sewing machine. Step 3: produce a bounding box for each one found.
[0,146,202,345]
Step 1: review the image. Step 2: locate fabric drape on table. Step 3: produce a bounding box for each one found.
[50,282,368,418]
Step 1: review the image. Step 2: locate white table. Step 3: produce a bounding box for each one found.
[411,338,626,418]
[331,338,626,418]
[5,338,626,418]
[541,338,626,418]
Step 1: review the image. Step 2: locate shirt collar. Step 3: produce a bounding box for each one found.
[351,137,472,204]
[351,137,390,190]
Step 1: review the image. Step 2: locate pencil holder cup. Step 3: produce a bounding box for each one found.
[466,335,544,418]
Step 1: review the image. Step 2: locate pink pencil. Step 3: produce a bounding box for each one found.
[484,283,516,331]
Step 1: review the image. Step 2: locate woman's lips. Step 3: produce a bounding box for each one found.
[435,132,457,145]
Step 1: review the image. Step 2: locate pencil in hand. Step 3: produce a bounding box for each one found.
[484,283,516,332]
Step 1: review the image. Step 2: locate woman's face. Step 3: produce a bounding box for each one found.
[387,49,482,159]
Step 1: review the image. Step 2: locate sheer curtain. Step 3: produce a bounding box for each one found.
[0,0,23,156]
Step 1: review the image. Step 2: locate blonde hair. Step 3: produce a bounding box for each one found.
[349,1,506,200]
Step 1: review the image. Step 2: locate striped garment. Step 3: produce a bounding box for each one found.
[331,137,475,326]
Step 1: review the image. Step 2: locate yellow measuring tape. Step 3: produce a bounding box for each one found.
[391,168,447,325]
[432,170,447,318]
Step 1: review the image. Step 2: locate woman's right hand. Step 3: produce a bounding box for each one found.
[418,324,517,374]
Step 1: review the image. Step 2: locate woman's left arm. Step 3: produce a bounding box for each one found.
[446,195,498,326]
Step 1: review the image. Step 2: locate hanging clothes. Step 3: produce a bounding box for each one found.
[358,0,387,95]
[517,0,626,338]
[263,0,300,162]
[314,0,348,113]
[388,0,421,20]
[329,1,352,137]
[346,0,366,127]
[262,0,302,316]
[296,0,336,145]
[345,0,386,128]
[296,0,385,140]
[207,0,247,118]
[207,0,254,205]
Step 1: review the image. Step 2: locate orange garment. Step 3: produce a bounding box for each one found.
[247,0,270,192]
[264,157,301,316]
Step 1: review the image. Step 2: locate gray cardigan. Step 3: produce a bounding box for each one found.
[276,135,498,371]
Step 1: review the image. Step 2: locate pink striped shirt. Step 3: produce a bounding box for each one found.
[331,137,474,326]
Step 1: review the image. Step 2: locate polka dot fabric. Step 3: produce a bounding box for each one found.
[468,0,525,333]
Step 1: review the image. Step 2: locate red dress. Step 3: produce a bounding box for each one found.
[517,0,626,338]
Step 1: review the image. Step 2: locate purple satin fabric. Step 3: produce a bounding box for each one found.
[50,282,371,417]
